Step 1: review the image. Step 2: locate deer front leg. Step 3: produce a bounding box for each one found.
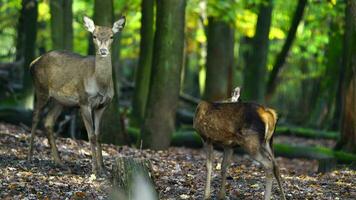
[204,140,213,199]
[218,147,233,200]
[80,106,98,175]
[94,107,106,174]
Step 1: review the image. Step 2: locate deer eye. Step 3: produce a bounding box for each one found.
[110,36,113,39]
[93,35,97,39]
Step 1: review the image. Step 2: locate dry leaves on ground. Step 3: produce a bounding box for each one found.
[0,123,355,199]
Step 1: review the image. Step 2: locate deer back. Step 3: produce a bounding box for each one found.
[194,101,269,146]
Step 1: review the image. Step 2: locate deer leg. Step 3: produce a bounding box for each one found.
[44,102,63,165]
[204,140,213,199]
[218,147,233,200]
[28,94,48,161]
[265,143,286,200]
[253,147,276,200]
[94,107,106,174]
[80,106,98,175]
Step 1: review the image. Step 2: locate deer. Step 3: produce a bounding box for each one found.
[193,91,286,200]
[27,16,126,175]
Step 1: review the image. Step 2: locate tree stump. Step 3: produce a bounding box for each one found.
[112,156,157,200]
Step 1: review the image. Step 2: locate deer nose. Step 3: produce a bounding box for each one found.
[99,48,108,56]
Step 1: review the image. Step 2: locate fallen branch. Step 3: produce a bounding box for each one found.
[275,126,339,140]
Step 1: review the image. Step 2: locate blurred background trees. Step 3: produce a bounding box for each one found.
[0,0,355,153]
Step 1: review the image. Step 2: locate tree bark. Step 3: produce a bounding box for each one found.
[49,0,73,50]
[204,17,234,101]
[19,0,38,109]
[141,0,186,150]
[243,0,273,102]
[91,0,125,145]
[132,0,155,125]
[337,0,356,153]
[265,0,307,100]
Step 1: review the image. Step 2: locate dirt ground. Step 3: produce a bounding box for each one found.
[0,123,355,200]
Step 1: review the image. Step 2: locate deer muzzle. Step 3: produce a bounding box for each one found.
[99,48,109,57]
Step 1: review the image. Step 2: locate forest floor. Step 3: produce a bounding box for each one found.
[0,122,355,200]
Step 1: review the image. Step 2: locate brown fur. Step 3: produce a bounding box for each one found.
[194,100,286,200]
[27,16,126,176]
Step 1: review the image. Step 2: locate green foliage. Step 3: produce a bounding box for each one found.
[0,0,21,61]
[0,0,348,130]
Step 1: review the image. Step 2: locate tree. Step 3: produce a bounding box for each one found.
[336,0,356,153]
[132,0,155,125]
[16,0,38,108]
[49,0,73,50]
[243,0,273,102]
[204,17,234,101]
[141,0,186,150]
[265,0,308,100]
[91,0,126,145]
[307,18,343,129]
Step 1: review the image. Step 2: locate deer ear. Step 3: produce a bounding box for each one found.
[83,16,95,33]
[112,16,126,34]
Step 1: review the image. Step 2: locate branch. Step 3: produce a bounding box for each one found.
[265,0,308,100]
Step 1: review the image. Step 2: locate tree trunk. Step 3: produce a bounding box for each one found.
[141,0,186,150]
[19,0,38,109]
[91,0,125,145]
[243,0,273,102]
[265,0,307,100]
[337,0,356,153]
[204,17,234,101]
[50,0,73,50]
[132,0,155,125]
[308,19,343,129]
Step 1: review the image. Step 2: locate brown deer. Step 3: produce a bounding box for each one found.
[194,100,286,200]
[27,16,126,175]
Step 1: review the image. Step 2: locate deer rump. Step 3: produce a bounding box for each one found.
[194,101,277,152]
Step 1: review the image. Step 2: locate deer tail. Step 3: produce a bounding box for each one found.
[257,107,278,143]
[29,56,42,75]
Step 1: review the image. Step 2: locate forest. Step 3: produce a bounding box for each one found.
[0,0,355,199]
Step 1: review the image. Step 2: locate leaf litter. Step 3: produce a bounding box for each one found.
[0,123,355,199]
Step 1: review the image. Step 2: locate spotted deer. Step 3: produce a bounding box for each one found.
[194,99,286,200]
[27,16,126,175]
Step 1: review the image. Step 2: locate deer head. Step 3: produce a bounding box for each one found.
[83,16,126,57]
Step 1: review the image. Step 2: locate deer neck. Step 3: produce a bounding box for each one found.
[94,54,113,88]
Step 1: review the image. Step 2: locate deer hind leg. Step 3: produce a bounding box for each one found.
[44,102,63,165]
[28,92,48,161]
[265,143,286,200]
[253,149,274,200]
[80,106,98,175]
[218,147,233,200]
[94,107,106,174]
[204,140,213,199]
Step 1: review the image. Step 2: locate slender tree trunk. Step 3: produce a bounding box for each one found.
[91,0,125,145]
[63,0,73,50]
[132,0,155,125]
[243,0,273,102]
[50,0,73,50]
[265,0,307,100]
[204,17,234,101]
[336,0,356,153]
[141,0,186,150]
[308,20,343,129]
[18,0,38,109]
